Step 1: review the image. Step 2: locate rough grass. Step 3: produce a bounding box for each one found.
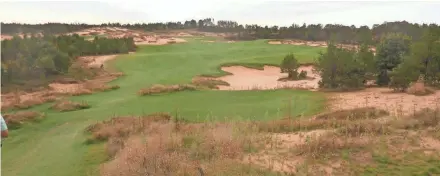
[3,111,45,129]
[50,100,91,112]
[138,84,197,96]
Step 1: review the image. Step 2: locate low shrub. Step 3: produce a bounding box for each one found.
[298,70,308,79]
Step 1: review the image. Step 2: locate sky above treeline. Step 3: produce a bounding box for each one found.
[1,0,439,27]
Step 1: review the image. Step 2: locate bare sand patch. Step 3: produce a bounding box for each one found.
[328,88,440,116]
[216,65,320,90]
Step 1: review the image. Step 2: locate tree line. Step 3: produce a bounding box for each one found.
[312,26,440,91]
[2,19,439,44]
[1,34,136,86]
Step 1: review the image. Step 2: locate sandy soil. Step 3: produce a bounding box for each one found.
[328,88,440,116]
[79,55,119,68]
[135,37,187,45]
[216,65,320,90]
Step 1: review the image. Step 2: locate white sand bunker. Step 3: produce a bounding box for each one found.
[216,65,321,90]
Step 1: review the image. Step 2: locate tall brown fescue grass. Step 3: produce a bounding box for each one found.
[138,84,196,96]
[50,100,91,112]
[3,111,45,129]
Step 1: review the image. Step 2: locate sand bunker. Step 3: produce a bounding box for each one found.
[216,65,320,90]
[329,88,440,116]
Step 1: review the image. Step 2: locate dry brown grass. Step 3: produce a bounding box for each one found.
[315,107,389,120]
[87,113,269,176]
[138,84,196,96]
[391,108,440,129]
[191,76,230,89]
[258,107,388,133]
[50,100,91,112]
[89,107,440,176]
[3,111,45,129]
[294,132,371,159]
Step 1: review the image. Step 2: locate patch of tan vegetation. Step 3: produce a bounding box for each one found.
[138,84,196,96]
[50,100,90,112]
[215,65,321,90]
[3,111,45,129]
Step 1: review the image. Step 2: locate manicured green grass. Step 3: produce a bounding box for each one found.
[1,39,325,176]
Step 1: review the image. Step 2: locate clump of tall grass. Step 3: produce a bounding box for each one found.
[3,111,45,129]
[138,84,196,96]
[50,100,91,112]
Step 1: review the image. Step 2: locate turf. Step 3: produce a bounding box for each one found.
[1,39,325,176]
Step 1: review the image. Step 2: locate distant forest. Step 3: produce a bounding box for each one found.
[2,18,440,44]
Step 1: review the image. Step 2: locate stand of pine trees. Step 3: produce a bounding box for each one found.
[1,34,136,87]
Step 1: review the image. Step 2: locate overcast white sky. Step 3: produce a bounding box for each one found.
[0,0,439,27]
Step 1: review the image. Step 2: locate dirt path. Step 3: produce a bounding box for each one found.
[216,65,320,90]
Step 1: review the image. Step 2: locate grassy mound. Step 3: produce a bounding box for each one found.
[50,100,91,112]
[3,111,45,129]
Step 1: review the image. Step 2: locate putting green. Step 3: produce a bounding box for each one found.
[1,39,326,176]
